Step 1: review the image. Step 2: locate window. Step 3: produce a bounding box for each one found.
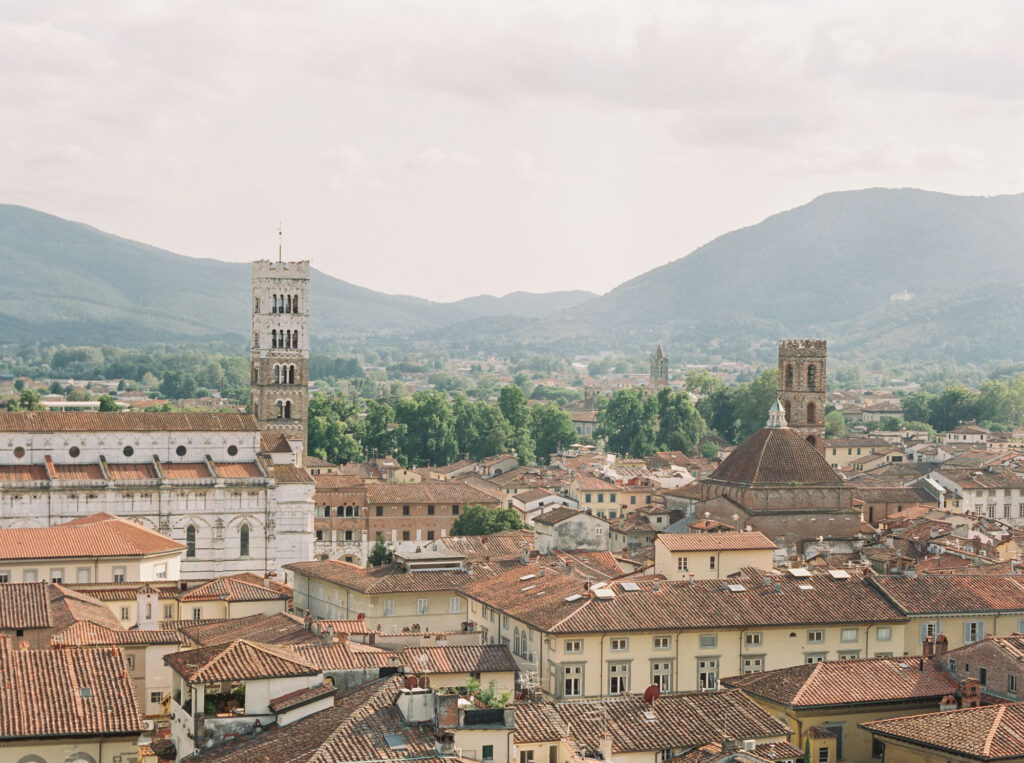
[154,563,167,580]
[709,555,716,570]
[1006,505,1012,518]
[840,628,858,642]
[965,621,985,643]
[49,569,64,583]
[452,505,460,515]
[76,568,91,584]
[163,605,173,619]
[450,597,461,613]
[876,626,892,642]
[807,630,824,643]
[402,531,410,541]
[376,506,384,516]
[652,661,672,691]
[805,653,827,664]
[123,445,134,457]
[482,745,494,762]
[427,505,435,515]
[818,748,829,763]
[12,446,25,459]
[699,634,717,649]
[872,739,885,759]
[0,571,8,584]
[745,632,762,646]
[585,493,592,503]
[597,493,604,503]
[611,638,628,652]
[427,531,435,540]
[1010,675,1018,693]
[807,364,816,389]
[979,667,988,686]
[989,505,996,519]
[239,523,250,557]
[344,530,353,541]
[383,600,395,616]
[227,444,238,456]
[126,654,136,670]
[69,446,80,458]
[503,615,510,628]
[676,558,686,572]
[608,662,630,694]
[698,658,718,690]
[948,659,957,672]
[120,607,130,620]
[175,445,186,457]
[838,650,861,660]
[151,691,163,705]
[402,506,410,516]
[315,530,323,541]
[654,636,670,650]
[520,750,535,763]
[186,525,196,558]
[742,656,764,673]
[192,608,202,621]
[417,598,428,615]
[23,569,37,582]
[565,640,583,654]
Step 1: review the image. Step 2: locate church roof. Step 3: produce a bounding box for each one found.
[710,426,842,487]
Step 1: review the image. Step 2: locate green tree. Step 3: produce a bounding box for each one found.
[655,387,706,455]
[48,381,64,394]
[367,534,395,566]
[825,410,848,438]
[529,403,577,464]
[359,400,400,460]
[596,388,656,457]
[98,394,120,412]
[697,386,737,442]
[160,370,198,400]
[900,391,934,426]
[732,369,779,442]
[498,385,535,464]
[930,384,979,432]
[450,504,525,536]
[8,388,43,411]
[395,391,458,466]
[308,393,363,464]
[699,440,719,459]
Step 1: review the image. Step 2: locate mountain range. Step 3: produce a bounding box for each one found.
[3,188,1024,364]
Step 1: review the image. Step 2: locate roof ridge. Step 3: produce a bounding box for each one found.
[750,428,772,485]
[983,704,1006,756]
[789,661,821,705]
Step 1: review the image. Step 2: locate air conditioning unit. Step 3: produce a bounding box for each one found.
[142,719,156,731]
[742,740,756,752]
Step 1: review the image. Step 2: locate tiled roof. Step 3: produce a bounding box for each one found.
[436,530,534,560]
[160,461,213,480]
[0,411,258,432]
[463,566,906,633]
[285,559,505,594]
[513,487,557,503]
[290,641,396,670]
[869,574,1024,614]
[711,426,842,486]
[105,462,159,480]
[0,513,184,560]
[514,691,788,752]
[273,464,315,484]
[573,474,619,491]
[365,482,499,504]
[312,474,366,489]
[657,531,776,552]
[936,468,1024,490]
[180,612,314,646]
[0,464,49,482]
[177,576,290,603]
[534,507,605,526]
[853,486,936,504]
[946,633,1024,661]
[51,463,104,481]
[165,640,319,682]
[0,642,142,738]
[400,644,518,674]
[213,461,264,479]
[0,582,51,629]
[53,620,185,646]
[314,618,370,634]
[268,682,336,713]
[860,703,1024,760]
[722,656,957,707]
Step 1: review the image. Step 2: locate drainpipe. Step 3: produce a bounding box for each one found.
[599,634,606,698]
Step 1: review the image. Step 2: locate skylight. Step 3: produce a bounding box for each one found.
[798,584,814,590]
[620,582,640,592]
[828,569,851,579]
[565,593,583,602]
[519,574,536,581]
[727,584,747,592]
[787,568,812,578]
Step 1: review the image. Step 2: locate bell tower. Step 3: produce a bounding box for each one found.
[650,343,668,388]
[777,339,826,453]
[250,238,310,454]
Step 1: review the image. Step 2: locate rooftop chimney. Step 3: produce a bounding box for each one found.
[600,731,613,761]
[434,731,456,757]
[321,625,335,646]
[935,634,948,658]
[722,738,740,753]
[304,611,313,632]
[922,636,934,658]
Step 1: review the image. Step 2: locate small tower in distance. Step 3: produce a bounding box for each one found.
[650,343,669,389]
[250,237,310,455]
[777,339,826,454]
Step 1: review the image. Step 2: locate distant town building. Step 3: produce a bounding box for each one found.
[650,343,668,388]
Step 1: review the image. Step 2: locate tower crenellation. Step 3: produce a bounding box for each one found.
[777,338,826,453]
[250,257,310,452]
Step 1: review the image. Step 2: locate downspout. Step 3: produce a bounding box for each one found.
[599,633,606,698]
[676,628,686,691]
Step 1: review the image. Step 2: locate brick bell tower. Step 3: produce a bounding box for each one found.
[777,339,826,454]
[250,231,310,454]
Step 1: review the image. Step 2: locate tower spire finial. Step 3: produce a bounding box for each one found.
[277,222,282,263]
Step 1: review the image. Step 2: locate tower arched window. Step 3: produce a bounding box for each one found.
[277,400,284,418]
[240,523,250,558]
[289,365,296,384]
[273,365,280,384]
[784,401,792,424]
[284,400,292,419]
[252,365,259,384]
[293,295,299,312]
[271,329,277,349]
[807,364,816,390]
[186,524,196,558]
[252,332,259,349]
[293,331,299,348]
[785,364,794,390]
[807,402,816,424]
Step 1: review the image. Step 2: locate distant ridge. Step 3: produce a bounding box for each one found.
[0,204,596,346]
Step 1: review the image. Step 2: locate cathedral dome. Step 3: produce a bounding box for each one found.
[710,404,842,486]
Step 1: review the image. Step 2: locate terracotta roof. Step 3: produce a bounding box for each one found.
[268,682,336,713]
[365,482,499,504]
[314,618,370,634]
[853,486,936,504]
[176,577,290,603]
[436,530,534,560]
[0,642,142,739]
[0,464,48,482]
[303,455,337,468]
[861,703,1024,760]
[105,462,159,480]
[0,513,184,560]
[50,463,105,481]
[180,612,314,647]
[273,464,315,484]
[463,566,906,633]
[53,620,185,646]
[711,426,842,486]
[514,690,788,752]
[534,507,606,526]
[160,461,213,480]
[946,633,1024,662]
[657,531,776,552]
[213,461,264,479]
[312,474,366,489]
[722,656,957,707]
[400,644,518,674]
[936,468,1024,490]
[513,487,558,503]
[165,640,319,682]
[0,582,51,629]
[289,641,396,670]
[869,574,1024,614]
[573,474,619,491]
[285,558,506,594]
[0,411,258,432]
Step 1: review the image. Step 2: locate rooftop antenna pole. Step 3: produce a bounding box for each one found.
[278,222,283,262]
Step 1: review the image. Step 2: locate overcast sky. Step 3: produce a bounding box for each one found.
[3,2,1023,301]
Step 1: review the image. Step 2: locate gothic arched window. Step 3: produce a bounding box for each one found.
[186,524,196,558]
[784,401,792,424]
[807,402,816,424]
[807,364,816,390]
[284,400,292,419]
[289,365,296,384]
[240,524,250,557]
[785,364,794,389]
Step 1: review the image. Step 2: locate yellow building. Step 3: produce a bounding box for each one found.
[568,475,621,516]
[462,564,909,698]
[723,656,960,763]
[654,531,777,580]
[401,644,518,696]
[861,702,1024,763]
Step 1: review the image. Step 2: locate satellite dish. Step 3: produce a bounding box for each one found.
[403,676,418,689]
[643,684,660,704]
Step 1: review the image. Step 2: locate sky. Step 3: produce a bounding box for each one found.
[3,1,1023,302]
